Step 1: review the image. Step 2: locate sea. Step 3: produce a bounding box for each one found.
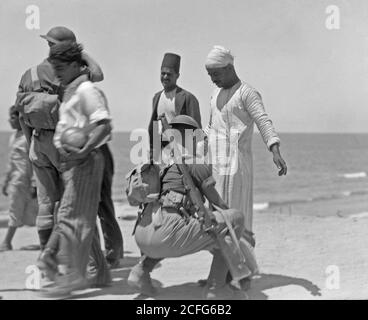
[0,132,367,218]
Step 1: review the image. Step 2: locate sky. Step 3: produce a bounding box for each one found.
[0,0,368,133]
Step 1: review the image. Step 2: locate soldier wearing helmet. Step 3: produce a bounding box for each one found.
[128,115,249,300]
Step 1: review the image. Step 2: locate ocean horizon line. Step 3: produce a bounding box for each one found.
[0,130,367,135]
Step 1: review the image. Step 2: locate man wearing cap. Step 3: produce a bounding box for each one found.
[40,26,104,83]
[148,52,202,162]
[203,45,287,276]
[14,27,123,269]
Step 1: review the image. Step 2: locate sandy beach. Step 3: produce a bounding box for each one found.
[1,201,368,300]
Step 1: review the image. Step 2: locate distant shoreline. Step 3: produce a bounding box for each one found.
[0,130,367,135]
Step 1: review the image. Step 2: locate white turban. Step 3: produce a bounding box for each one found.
[205,45,234,68]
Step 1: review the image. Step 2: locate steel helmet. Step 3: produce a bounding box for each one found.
[169,115,199,129]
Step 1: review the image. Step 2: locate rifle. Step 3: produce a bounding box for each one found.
[159,115,251,281]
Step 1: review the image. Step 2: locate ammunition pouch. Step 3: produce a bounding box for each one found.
[160,190,196,216]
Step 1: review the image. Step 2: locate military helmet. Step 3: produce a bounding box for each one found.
[170,115,199,129]
[40,26,76,44]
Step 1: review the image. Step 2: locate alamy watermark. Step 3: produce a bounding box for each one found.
[129,121,241,175]
[325,5,340,30]
[25,5,40,30]
[325,265,340,290]
[25,265,41,290]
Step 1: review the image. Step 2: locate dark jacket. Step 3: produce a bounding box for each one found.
[148,86,202,154]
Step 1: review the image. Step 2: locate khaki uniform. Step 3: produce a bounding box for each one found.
[134,163,244,259]
[15,59,63,238]
[4,131,38,227]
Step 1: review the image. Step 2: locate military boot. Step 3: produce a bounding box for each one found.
[204,282,248,300]
[198,272,252,292]
[127,256,161,296]
[202,250,248,300]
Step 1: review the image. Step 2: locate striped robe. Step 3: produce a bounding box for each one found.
[205,81,280,232]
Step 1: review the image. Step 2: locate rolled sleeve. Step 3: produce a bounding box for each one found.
[266,137,281,150]
[89,108,110,124]
[189,164,213,188]
[78,82,111,124]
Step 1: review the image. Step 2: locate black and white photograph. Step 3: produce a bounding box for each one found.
[0,0,367,303]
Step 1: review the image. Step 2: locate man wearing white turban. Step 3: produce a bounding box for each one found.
[204,45,287,285]
[205,45,234,69]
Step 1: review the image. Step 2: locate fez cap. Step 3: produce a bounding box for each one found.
[161,53,181,73]
[40,26,77,44]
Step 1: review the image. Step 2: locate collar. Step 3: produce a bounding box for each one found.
[162,142,194,165]
[63,74,89,102]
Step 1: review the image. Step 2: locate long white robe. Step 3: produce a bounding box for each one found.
[206,81,280,232]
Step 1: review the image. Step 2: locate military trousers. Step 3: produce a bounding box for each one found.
[135,203,244,259]
[29,130,62,247]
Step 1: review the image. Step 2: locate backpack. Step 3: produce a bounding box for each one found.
[16,66,60,130]
[125,163,161,206]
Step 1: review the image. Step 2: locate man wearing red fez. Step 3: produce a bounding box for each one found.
[129,53,202,296]
[148,52,202,161]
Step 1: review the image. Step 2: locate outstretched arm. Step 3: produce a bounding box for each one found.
[241,88,287,176]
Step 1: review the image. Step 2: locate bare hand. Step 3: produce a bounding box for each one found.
[270,143,287,176]
[58,145,91,171]
[61,144,91,161]
[273,153,287,176]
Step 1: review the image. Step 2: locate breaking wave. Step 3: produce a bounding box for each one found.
[340,172,367,179]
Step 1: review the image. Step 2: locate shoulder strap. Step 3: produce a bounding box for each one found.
[30,66,41,91]
[175,162,190,193]
[160,164,172,182]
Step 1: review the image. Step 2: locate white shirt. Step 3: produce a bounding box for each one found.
[157,88,176,134]
[54,80,111,149]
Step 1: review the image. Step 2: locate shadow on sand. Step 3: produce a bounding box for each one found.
[69,257,321,300]
[246,273,321,299]
[69,256,163,300]
[141,273,321,300]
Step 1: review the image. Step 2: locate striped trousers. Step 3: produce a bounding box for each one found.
[50,149,105,279]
